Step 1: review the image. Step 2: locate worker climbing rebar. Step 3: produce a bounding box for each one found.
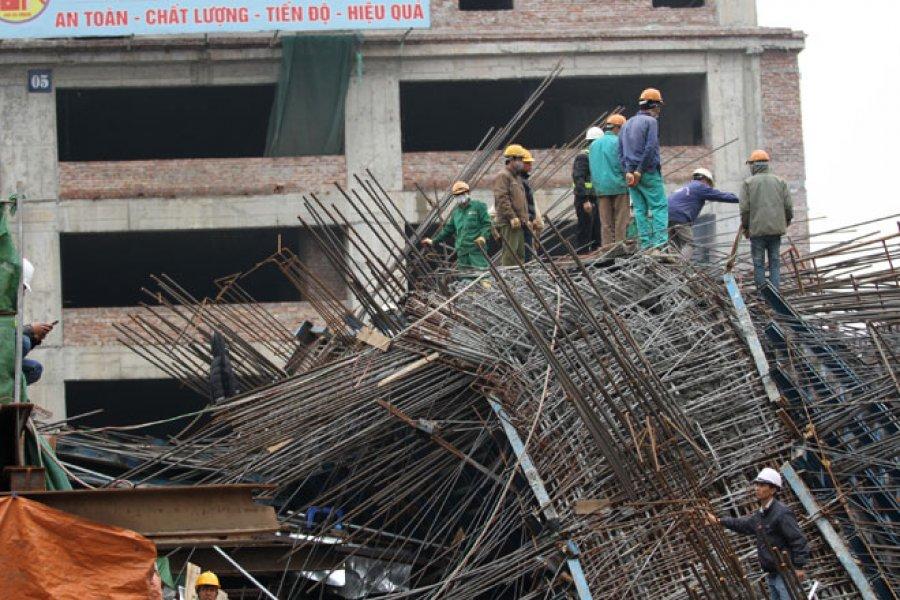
[667,167,738,260]
[573,127,603,254]
[492,144,530,266]
[589,114,629,248]
[706,468,810,600]
[740,149,793,290]
[422,180,492,274]
[619,88,668,251]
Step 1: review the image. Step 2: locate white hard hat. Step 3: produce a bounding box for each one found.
[22,258,34,292]
[585,126,604,141]
[692,168,714,183]
[754,467,782,489]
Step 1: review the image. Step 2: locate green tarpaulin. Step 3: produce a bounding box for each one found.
[265,35,357,157]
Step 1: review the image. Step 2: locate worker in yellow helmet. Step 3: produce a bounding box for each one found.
[618,88,668,251]
[195,571,220,600]
[422,180,492,274]
[493,144,530,265]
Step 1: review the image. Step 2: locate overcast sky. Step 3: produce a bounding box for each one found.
[756,0,899,237]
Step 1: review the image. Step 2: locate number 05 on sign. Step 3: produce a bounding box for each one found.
[27,69,52,93]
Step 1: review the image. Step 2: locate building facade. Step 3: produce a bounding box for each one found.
[0,0,806,420]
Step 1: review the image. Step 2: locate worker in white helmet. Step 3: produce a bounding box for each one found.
[666,168,738,261]
[20,258,54,385]
[572,127,604,253]
[706,467,810,600]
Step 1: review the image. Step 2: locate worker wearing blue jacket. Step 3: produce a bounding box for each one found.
[667,168,738,260]
[618,88,668,250]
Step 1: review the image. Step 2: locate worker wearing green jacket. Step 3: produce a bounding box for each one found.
[423,180,492,272]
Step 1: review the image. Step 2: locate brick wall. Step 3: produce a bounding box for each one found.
[63,302,324,346]
[59,156,347,200]
[402,146,713,191]
[760,50,807,240]
[428,0,718,32]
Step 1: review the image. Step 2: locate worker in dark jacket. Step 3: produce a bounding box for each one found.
[740,150,793,291]
[667,168,738,260]
[573,127,603,253]
[520,149,544,260]
[619,88,668,251]
[706,467,810,600]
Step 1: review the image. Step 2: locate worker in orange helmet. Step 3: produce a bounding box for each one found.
[589,114,630,248]
[618,88,668,251]
[740,149,793,291]
[422,180,492,273]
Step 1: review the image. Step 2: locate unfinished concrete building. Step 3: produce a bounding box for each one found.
[0,0,806,421]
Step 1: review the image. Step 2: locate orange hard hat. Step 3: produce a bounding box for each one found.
[606,114,626,127]
[746,149,771,163]
[451,181,470,195]
[639,88,664,104]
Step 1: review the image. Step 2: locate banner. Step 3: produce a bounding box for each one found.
[0,0,429,38]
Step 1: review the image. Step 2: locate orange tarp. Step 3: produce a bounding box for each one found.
[0,496,158,599]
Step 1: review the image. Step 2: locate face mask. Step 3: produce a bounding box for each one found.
[455,194,470,206]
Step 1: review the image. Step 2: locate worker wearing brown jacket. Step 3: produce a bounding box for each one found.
[493,144,530,266]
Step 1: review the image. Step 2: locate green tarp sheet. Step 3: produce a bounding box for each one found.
[265,35,357,157]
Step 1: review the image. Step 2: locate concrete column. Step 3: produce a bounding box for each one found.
[716,0,757,27]
[0,72,64,416]
[705,52,752,239]
[343,55,402,192]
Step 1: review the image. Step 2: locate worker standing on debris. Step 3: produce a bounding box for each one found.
[740,150,793,290]
[520,149,544,260]
[573,128,603,253]
[619,88,668,251]
[706,468,810,600]
[667,168,738,260]
[589,114,629,247]
[493,144,530,266]
[195,571,221,600]
[422,181,492,272]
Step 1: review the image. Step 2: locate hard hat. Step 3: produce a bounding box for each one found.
[522,149,535,163]
[585,127,604,141]
[692,168,714,184]
[639,88,664,104]
[754,467,782,489]
[22,258,34,292]
[451,181,470,195]
[502,144,528,159]
[196,571,220,589]
[747,149,770,163]
[605,114,626,127]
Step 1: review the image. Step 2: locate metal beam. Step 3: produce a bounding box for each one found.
[5,484,278,547]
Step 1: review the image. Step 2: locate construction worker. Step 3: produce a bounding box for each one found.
[573,128,602,253]
[21,259,52,385]
[520,149,544,260]
[740,150,793,291]
[619,88,668,251]
[667,168,738,260]
[195,571,221,600]
[422,181,491,272]
[493,144,530,266]
[589,114,629,247]
[705,468,810,600]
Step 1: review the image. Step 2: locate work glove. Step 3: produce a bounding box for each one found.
[421,238,433,246]
[510,217,521,229]
[474,236,486,247]
[532,218,544,233]
[582,201,593,213]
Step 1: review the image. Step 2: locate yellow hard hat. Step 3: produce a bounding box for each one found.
[522,149,534,163]
[451,180,470,195]
[746,149,770,163]
[606,114,626,127]
[196,571,220,589]
[639,88,664,104]
[503,144,528,159]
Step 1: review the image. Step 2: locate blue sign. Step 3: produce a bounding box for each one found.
[26,69,52,92]
[0,0,429,39]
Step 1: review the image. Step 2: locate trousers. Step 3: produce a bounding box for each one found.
[766,573,790,600]
[574,195,601,253]
[668,222,694,260]
[498,223,525,266]
[627,170,668,249]
[598,194,630,247]
[751,235,782,291]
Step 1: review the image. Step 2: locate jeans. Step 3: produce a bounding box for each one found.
[766,573,790,600]
[751,234,782,291]
[22,335,43,385]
